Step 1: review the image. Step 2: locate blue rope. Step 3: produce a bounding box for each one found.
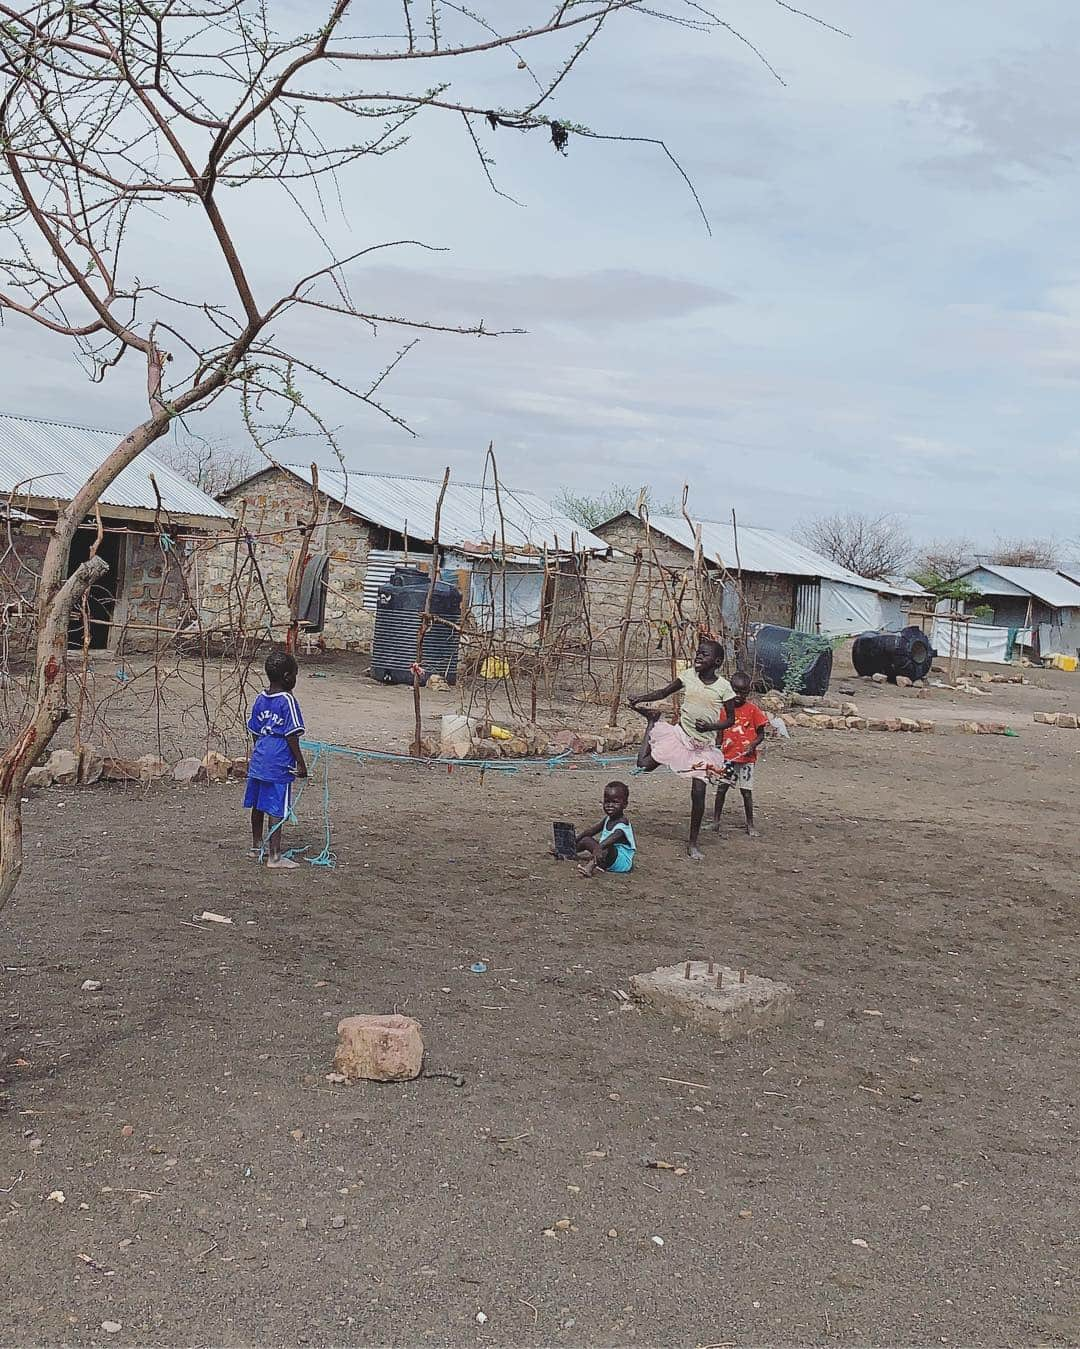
[298,738,637,775]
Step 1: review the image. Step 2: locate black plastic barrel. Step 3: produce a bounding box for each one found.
[744,623,833,697]
[371,567,462,685]
[851,625,933,683]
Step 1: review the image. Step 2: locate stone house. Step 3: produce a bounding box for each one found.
[588,513,913,656]
[0,413,231,655]
[204,464,609,653]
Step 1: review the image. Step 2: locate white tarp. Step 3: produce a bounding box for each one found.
[931,619,1032,665]
[469,566,543,628]
[819,580,886,637]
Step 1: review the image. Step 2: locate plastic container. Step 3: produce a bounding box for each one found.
[851,626,934,683]
[743,623,833,697]
[371,568,461,685]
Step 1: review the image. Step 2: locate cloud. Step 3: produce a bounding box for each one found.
[916,43,1080,186]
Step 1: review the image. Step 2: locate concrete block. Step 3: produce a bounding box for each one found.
[334,1013,423,1082]
[1033,711,1055,724]
[1055,713,1077,730]
[630,961,793,1040]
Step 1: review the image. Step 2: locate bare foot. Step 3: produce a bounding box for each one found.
[248,846,263,860]
[712,819,722,833]
[687,844,704,861]
[267,856,301,869]
[746,827,759,839]
[577,859,599,878]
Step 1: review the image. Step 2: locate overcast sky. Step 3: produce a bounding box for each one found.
[6,0,1080,544]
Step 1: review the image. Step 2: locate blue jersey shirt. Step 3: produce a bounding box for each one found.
[247,690,305,782]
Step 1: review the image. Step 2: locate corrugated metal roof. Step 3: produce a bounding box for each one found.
[278,465,608,556]
[619,515,907,595]
[955,563,1080,610]
[0,413,230,522]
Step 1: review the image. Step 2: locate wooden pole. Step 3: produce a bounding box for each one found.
[412,468,450,757]
[608,549,643,727]
[286,464,319,654]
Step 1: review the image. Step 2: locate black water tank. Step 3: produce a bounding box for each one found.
[371,567,462,685]
[743,623,833,697]
[851,625,933,683]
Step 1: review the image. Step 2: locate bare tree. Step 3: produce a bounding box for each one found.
[985,537,1060,569]
[0,0,826,909]
[915,538,976,582]
[156,436,257,498]
[796,512,912,579]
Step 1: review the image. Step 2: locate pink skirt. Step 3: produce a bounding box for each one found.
[648,720,727,782]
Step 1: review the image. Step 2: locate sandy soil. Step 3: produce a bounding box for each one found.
[2,657,1079,1347]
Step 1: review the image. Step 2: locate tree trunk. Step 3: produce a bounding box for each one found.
[0,413,171,913]
[0,554,109,911]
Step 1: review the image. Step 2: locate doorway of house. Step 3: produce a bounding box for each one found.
[68,527,125,650]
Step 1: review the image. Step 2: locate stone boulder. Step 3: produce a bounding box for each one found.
[25,765,52,789]
[201,751,231,784]
[78,745,104,785]
[173,757,204,784]
[102,758,142,782]
[47,748,78,785]
[334,1014,423,1082]
[137,755,169,781]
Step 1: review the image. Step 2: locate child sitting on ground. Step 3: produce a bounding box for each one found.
[553,780,636,878]
[245,649,308,869]
[714,670,769,837]
[629,636,736,860]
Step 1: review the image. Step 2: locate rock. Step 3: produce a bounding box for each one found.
[334,1013,424,1082]
[79,745,104,785]
[102,757,142,782]
[426,674,449,693]
[1054,713,1077,730]
[1033,711,1055,724]
[976,722,1008,735]
[331,1215,346,1229]
[80,979,103,992]
[896,676,913,688]
[898,718,920,732]
[846,717,867,730]
[918,721,936,733]
[871,672,888,684]
[231,757,249,778]
[760,692,786,714]
[838,685,856,696]
[884,719,903,732]
[867,719,890,731]
[173,757,204,784]
[960,721,981,734]
[501,735,530,758]
[201,750,231,784]
[101,1322,122,1336]
[25,766,52,789]
[840,702,859,717]
[571,733,601,755]
[136,754,169,781]
[47,748,78,785]
[472,738,502,760]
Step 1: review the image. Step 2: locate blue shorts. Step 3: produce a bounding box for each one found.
[243,777,292,819]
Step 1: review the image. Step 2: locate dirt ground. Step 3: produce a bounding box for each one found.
[2,656,1080,1348]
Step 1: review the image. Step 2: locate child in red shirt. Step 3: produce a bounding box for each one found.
[714,670,769,837]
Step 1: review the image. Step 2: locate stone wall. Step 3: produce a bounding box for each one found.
[200,471,376,651]
[587,514,798,662]
[0,518,198,655]
[117,529,190,651]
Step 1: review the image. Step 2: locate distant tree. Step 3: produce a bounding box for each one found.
[986,537,1060,569]
[157,438,257,499]
[796,512,912,579]
[915,538,976,581]
[555,486,681,531]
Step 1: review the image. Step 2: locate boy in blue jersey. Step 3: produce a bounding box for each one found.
[244,649,307,868]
